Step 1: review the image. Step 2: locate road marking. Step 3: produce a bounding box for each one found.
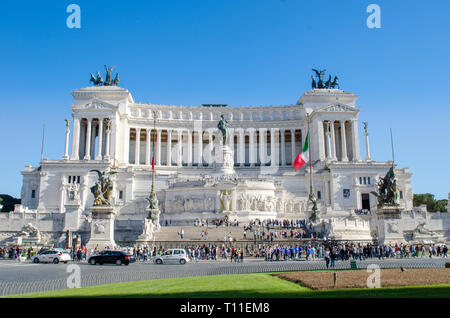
[0,263,38,267]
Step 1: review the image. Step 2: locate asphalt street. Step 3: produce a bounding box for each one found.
[0,258,447,296]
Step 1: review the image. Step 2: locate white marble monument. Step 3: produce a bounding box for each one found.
[0,68,447,247]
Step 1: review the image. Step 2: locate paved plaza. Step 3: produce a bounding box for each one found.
[0,257,447,296]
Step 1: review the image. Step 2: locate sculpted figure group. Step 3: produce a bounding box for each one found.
[90,65,119,86]
[90,169,117,206]
[371,166,398,207]
[311,69,339,89]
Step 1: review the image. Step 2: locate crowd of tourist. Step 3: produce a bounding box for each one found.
[124,241,449,266]
[0,247,32,259]
[167,218,325,242]
[254,241,448,268]
[0,241,447,264]
[243,218,322,241]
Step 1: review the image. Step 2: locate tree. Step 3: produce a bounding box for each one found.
[0,194,21,212]
[413,193,448,212]
[436,199,448,212]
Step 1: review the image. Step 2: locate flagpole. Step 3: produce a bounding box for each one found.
[307,114,313,192]
[40,124,45,162]
[152,111,156,192]
[390,128,395,168]
[306,112,318,222]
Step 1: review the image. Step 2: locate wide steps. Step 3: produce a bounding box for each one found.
[154,225,248,241]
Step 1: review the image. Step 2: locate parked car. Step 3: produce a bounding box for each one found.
[88,250,135,265]
[32,250,72,264]
[153,249,190,265]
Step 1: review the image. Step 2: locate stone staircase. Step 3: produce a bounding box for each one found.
[154,225,246,241]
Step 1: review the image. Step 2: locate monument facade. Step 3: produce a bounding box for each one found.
[0,68,448,247]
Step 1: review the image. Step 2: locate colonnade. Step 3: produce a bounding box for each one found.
[127,127,304,167]
[320,119,361,162]
[69,117,112,161]
[67,117,362,165]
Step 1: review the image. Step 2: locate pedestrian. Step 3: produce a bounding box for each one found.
[325,248,330,269]
[330,248,336,268]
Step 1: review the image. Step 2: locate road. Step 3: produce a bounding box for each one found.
[0,258,447,296]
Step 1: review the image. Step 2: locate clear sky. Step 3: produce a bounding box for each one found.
[0,0,449,199]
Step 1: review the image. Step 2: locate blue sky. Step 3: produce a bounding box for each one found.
[0,0,449,199]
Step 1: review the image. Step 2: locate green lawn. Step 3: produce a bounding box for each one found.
[6,273,450,298]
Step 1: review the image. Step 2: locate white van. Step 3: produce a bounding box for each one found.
[153,249,190,265]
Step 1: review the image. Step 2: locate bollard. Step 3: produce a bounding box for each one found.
[334,272,337,288]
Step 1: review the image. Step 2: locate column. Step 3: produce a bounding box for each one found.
[326,122,332,160]
[280,129,286,166]
[84,118,91,160]
[270,128,277,167]
[109,119,115,163]
[187,129,192,167]
[166,129,172,166]
[135,128,141,165]
[340,120,348,162]
[95,118,103,160]
[197,130,203,167]
[70,117,80,160]
[104,119,111,160]
[90,121,96,160]
[290,129,296,165]
[125,126,131,163]
[249,129,255,166]
[259,128,267,165]
[330,120,337,161]
[229,129,234,149]
[364,124,371,161]
[145,129,151,166]
[351,119,362,161]
[156,129,162,166]
[63,120,70,160]
[177,130,182,167]
[317,120,325,161]
[208,130,213,166]
[239,129,245,167]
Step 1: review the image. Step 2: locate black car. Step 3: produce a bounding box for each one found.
[88,250,135,265]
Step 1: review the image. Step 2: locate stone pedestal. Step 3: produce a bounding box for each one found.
[376,206,404,244]
[214,145,234,175]
[136,208,161,247]
[86,206,117,250]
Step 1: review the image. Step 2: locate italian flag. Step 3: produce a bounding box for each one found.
[293,131,309,170]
